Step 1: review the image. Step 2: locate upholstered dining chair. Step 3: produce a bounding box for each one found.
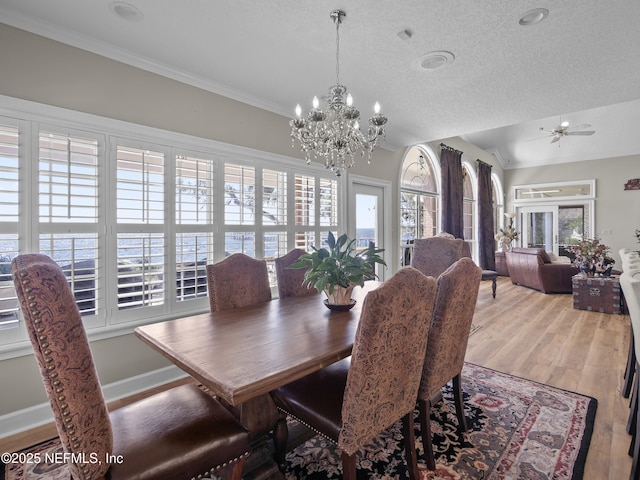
[271,267,437,480]
[411,236,471,278]
[12,253,251,480]
[619,271,640,480]
[418,257,482,470]
[274,248,315,299]
[621,250,640,399]
[206,253,272,312]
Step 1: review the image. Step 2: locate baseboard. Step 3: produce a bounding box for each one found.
[0,365,188,439]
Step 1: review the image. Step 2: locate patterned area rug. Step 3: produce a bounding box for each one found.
[1,363,596,480]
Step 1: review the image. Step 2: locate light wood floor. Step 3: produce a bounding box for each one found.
[1,277,633,478]
[466,276,632,480]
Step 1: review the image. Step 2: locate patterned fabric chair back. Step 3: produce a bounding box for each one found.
[338,267,437,455]
[12,253,113,480]
[419,257,482,399]
[274,248,315,299]
[206,253,271,312]
[411,236,471,278]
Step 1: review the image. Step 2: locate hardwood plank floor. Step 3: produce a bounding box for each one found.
[466,276,631,480]
[1,277,632,478]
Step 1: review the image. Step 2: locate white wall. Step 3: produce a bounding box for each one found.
[504,155,640,265]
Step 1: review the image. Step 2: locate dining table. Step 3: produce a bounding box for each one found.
[135,281,379,480]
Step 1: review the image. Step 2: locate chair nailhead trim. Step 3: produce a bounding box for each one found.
[276,407,335,445]
[191,450,251,480]
[20,266,98,480]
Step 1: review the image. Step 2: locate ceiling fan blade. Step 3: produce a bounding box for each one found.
[566,130,595,136]
[550,135,561,144]
[568,123,592,131]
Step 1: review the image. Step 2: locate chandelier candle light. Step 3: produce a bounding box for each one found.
[290,10,387,176]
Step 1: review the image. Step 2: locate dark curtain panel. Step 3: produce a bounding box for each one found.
[439,144,464,239]
[477,159,495,270]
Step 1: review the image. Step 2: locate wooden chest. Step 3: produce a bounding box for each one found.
[572,275,622,314]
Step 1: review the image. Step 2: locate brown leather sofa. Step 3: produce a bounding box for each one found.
[505,247,578,293]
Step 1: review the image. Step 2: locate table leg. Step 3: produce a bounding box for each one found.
[492,278,497,298]
[228,394,284,480]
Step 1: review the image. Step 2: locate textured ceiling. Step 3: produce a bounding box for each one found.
[1,0,639,168]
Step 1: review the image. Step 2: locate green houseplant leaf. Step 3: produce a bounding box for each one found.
[288,232,386,305]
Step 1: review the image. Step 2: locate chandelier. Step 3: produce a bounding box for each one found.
[290,10,387,176]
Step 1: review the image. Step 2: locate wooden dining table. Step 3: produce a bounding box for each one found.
[135,281,379,479]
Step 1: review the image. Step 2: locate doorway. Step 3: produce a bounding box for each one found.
[517,204,587,258]
[348,176,390,280]
[519,206,559,253]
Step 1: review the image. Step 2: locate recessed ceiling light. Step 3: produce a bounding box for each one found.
[519,8,549,26]
[418,51,455,70]
[108,1,144,22]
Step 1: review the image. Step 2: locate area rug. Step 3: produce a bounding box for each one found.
[1,363,597,480]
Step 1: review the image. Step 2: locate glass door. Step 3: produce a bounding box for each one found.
[518,206,559,254]
[349,182,386,280]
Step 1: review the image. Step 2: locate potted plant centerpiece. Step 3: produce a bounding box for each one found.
[568,237,615,277]
[289,232,386,310]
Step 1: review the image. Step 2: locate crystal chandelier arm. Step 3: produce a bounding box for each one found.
[289,9,387,177]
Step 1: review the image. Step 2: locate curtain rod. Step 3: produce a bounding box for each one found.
[476,159,493,168]
[440,143,463,155]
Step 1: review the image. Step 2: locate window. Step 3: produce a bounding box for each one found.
[399,146,440,265]
[491,173,504,247]
[0,121,20,337]
[175,154,216,302]
[39,129,103,328]
[462,164,476,250]
[0,100,342,355]
[115,144,165,315]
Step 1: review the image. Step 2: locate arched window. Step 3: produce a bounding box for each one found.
[462,164,476,242]
[491,173,505,240]
[461,163,478,259]
[399,146,440,265]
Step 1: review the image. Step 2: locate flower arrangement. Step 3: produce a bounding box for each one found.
[495,226,519,252]
[567,237,614,275]
[497,227,519,241]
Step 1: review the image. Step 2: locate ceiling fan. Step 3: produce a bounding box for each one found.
[538,120,596,144]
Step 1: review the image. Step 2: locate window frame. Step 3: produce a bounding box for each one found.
[0,95,344,359]
[398,145,441,266]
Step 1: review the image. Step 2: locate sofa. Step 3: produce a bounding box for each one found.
[505,247,578,293]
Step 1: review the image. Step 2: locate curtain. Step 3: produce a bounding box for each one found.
[477,159,496,270]
[439,144,464,239]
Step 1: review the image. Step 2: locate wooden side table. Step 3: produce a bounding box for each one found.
[572,275,622,314]
[495,251,509,277]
